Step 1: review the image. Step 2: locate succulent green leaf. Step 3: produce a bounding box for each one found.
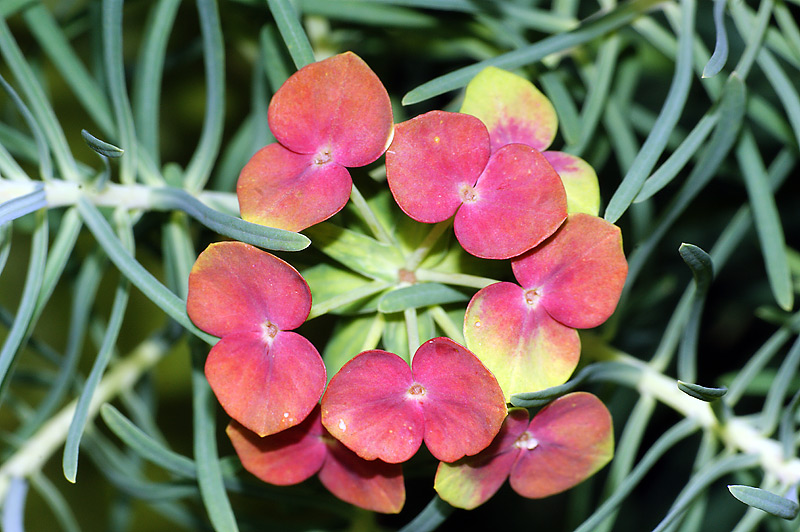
[81,129,124,158]
[460,66,557,152]
[377,283,469,313]
[728,485,800,520]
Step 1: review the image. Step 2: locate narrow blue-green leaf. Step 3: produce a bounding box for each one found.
[677,381,727,401]
[0,186,46,226]
[0,71,52,182]
[510,361,641,407]
[29,474,81,532]
[163,213,196,300]
[32,207,82,324]
[266,0,316,69]
[636,112,718,202]
[23,4,114,135]
[0,225,10,277]
[602,97,639,173]
[259,24,292,93]
[323,315,379,381]
[0,210,47,399]
[736,130,793,311]
[102,0,138,185]
[702,0,729,77]
[604,0,695,223]
[730,0,774,80]
[0,135,28,181]
[1,476,27,532]
[63,211,133,483]
[729,485,800,520]
[191,345,239,532]
[299,0,435,26]
[133,0,181,169]
[101,404,197,478]
[304,223,404,281]
[677,243,713,382]
[398,495,454,532]
[184,0,226,193]
[150,187,309,251]
[623,74,745,291]
[0,0,35,17]
[570,35,620,156]
[539,71,581,145]
[653,454,761,532]
[757,48,800,153]
[575,418,700,532]
[14,250,105,440]
[774,3,800,62]
[76,198,216,345]
[761,335,800,436]
[402,0,665,105]
[377,283,468,313]
[779,389,800,458]
[81,130,124,159]
[0,19,79,181]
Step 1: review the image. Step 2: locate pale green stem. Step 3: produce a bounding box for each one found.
[348,183,395,246]
[404,219,453,271]
[360,313,385,352]
[430,305,464,345]
[0,336,166,503]
[415,268,499,290]
[0,179,238,214]
[405,307,420,359]
[307,280,391,320]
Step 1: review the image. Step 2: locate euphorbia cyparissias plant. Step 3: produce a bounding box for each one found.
[434,392,614,509]
[465,213,628,400]
[460,66,600,216]
[320,337,507,464]
[187,241,325,436]
[385,110,568,260]
[237,52,393,232]
[226,405,405,513]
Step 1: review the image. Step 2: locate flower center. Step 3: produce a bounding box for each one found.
[261,321,279,342]
[398,268,416,284]
[524,288,542,307]
[459,183,478,203]
[407,383,426,397]
[313,148,332,165]
[514,431,539,450]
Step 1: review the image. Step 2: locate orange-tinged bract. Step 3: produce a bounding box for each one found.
[187,241,326,437]
[237,52,393,232]
[435,393,614,509]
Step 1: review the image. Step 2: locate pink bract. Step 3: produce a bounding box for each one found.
[465,213,627,399]
[320,337,507,464]
[187,241,326,437]
[237,52,393,232]
[434,392,614,509]
[385,110,567,259]
[227,406,405,513]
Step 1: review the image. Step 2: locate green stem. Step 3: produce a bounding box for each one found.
[348,182,395,246]
[415,268,498,289]
[430,305,464,345]
[405,219,453,270]
[405,307,420,358]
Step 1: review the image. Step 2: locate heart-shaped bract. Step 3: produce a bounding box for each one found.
[460,66,600,216]
[434,392,614,509]
[187,241,326,436]
[320,337,507,464]
[385,110,567,259]
[237,52,393,232]
[227,405,405,513]
[465,213,627,400]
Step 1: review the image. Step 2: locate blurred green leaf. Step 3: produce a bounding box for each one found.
[677,381,727,401]
[702,0,729,78]
[377,283,468,313]
[728,485,800,520]
[267,0,316,69]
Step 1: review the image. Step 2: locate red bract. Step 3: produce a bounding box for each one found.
[227,406,405,513]
[237,52,393,232]
[464,213,627,400]
[385,110,567,259]
[320,337,507,464]
[187,241,326,436]
[460,66,600,216]
[434,392,614,509]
